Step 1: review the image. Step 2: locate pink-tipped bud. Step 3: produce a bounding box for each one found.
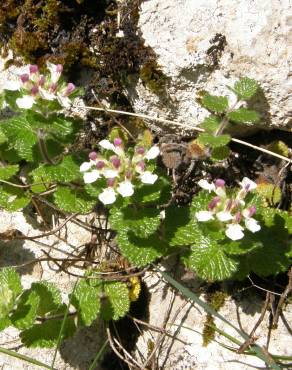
[96,160,105,169]
[113,137,122,146]
[49,83,58,93]
[89,151,98,161]
[248,206,256,217]
[38,75,45,86]
[125,170,132,179]
[56,64,63,73]
[208,196,220,210]
[107,178,115,187]
[136,147,145,155]
[235,212,241,223]
[65,82,75,96]
[226,199,233,211]
[20,74,29,84]
[29,65,38,74]
[31,85,39,96]
[215,179,225,188]
[111,156,121,169]
[137,160,145,171]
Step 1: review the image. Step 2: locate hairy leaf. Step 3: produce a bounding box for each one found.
[200,94,229,113]
[102,282,130,321]
[211,146,230,161]
[11,290,40,330]
[0,128,7,145]
[54,186,96,214]
[233,77,258,100]
[0,184,30,211]
[0,268,22,319]
[198,133,231,148]
[200,116,220,133]
[133,176,171,205]
[228,108,260,124]
[30,282,62,317]
[0,165,19,180]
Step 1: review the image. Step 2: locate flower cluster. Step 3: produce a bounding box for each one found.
[195,177,261,240]
[80,138,160,205]
[4,62,75,109]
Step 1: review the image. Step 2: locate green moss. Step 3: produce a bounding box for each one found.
[140,60,170,95]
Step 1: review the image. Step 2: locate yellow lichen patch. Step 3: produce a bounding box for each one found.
[128,276,141,302]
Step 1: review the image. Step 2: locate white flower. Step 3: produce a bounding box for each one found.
[225,224,244,240]
[39,88,55,101]
[103,169,119,178]
[198,179,215,192]
[57,93,72,108]
[16,95,35,109]
[99,139,116,152]
[46,62,62,84]
[80,161,92,172]
[239,177,257,191]
[98,187,116,205]
[215,187,226,197]
[216,211,233,222]
[83,170,100,184]
[145,146,160,160]
[140,171,158,184]
[117,181,134,197]
[5,80,21,91]
[245,218,261,233]
[195,211,214,222]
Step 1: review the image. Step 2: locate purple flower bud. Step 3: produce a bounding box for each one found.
[235,212,241,223]
[225,199,233,211]
[20,74,29,84]
[31,85,39,96]
[215,179,225,188]
[111,156,121,169]
[96,161,105,169]
[107,178,115,187]
[113,137,122,146]
[136,147,145,155]
[89,151,98,161]
[64,82,75,96]
[29,65,38,74]
[49,83,58,93]
[208,196,220,210]
[56,64,63,73]
[38,75,45,86]
[137,160,145,171]
[248,206,256,217]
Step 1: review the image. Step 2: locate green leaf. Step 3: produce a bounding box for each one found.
[190,189,214,214]
[54,186,96,214]
[0,184,30,211]
[0,165,19,180]
[0,317,10,331]
[109,207,161,238]
[71,279,101,326]
[0,114,38,161]
[117,230,168,267]
[102,281,130,321]
[133,175,171,205]
[30,282,62,317]
[31,155,82,185]
[183,237,238,281]
[11,290,40,330]
[20,317,76,348]
[233,77,258,100]
[200,116,220,133]
[211,146,230,161]
[227,108,260,124]
[0,128,7,145]
[0,267,22,319]
[198,133,231,148]
[200,94,229,113]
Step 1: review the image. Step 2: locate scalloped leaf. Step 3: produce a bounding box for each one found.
[0,268,22,318]
[71,279,101,326]
[109,207,161,238]
[0,184,30,211]
[20,317,76,348]
[31,155,82,184]
[183,237,238,281]
[211,146,230,161]
[117,230,168,266]
[0,165,19,180]
[10,290,40,330]
[54,186,96,214]
[0,128,7,145]
[200,94,229,113]
[200,116,220,133]
[133,176,171,205]
[197,133,231,148]
[30,282,62,317]
[102,281,130,321]
[227,108,260,124]
[233,77,258,100]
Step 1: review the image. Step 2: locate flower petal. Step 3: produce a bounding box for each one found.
[99,139,116,152]
[98,187,116,205]
[83,170,100,184]
[245,218,261,233]
[198,179,215,192]
[5,80,21,91]
[145,146,160,160]
[225,224,244,240]
[239,177,257,191]
[140,171,158,184]
[103,169,119,178]
[16,95,35,109]
[57,93,72,108]
[80,161,92,172]
[216,211,233,222]
[117,181,134,197]
[195,211,214,222]
[39,88,55,101]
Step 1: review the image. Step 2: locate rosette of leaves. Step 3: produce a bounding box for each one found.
[197,77,260,161]
[164,190,292,281]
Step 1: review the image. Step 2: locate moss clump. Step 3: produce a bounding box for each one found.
[202,290,227,346]
[140,60,170,95]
